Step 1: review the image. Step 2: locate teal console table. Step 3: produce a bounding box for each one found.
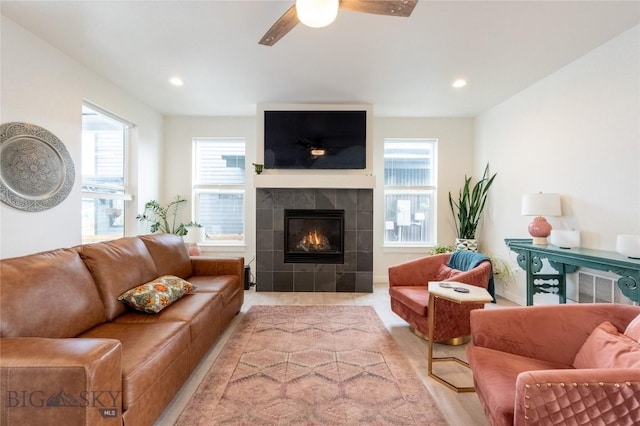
[505,238,640,306]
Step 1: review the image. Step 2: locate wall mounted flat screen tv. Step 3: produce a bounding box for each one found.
[264,110,366,169]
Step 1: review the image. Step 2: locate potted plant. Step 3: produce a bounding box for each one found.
[448,164,497,251]
[136,195,189,236]
[428,245,455,255]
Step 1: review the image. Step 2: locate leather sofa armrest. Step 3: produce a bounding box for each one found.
[470,303,640,366]
[514,368,640,426]
[1,338,122,426]
[388,253,450,287]
[191,256,244,277]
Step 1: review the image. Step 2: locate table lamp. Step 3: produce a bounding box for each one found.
[522,193,561,245]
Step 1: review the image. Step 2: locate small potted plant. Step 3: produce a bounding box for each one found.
[429,245,455,255]
[136,195,189,236]
[137,196,207,255]
[448,164,497,251]
[252,163,264,174]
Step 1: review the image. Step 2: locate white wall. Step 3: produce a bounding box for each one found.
[373,117,475,281]
[475,25,640,305]
[164,114,475,280]
[0,16,164,258]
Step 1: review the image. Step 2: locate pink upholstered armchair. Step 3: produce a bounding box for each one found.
[467,303,640,426]
[388,252,493,343]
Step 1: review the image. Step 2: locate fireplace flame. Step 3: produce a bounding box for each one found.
[298,229,330,252]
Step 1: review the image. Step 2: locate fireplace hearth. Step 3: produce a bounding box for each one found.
[284,209,344,264]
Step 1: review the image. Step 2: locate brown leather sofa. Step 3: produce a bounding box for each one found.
[0,233,244,426]
[467,303,640,426]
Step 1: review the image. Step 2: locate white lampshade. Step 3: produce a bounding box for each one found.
[296,0,339,28]
[521,193,561,217]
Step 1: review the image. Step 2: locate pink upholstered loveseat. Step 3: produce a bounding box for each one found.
[467,303,640,425]
[1,233,244,426]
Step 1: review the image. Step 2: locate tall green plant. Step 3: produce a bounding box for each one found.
[136,195,189,236]
[448,164,497,240]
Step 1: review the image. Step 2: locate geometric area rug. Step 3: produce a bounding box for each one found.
[176,305,447,425]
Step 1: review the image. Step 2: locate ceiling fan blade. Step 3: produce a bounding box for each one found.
[259,4,300,46]
[339,0,418,17]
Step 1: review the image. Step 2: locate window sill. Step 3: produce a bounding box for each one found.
[199,244,246,254]
[383,245,431,254]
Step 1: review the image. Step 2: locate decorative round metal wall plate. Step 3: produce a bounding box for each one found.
[0,122,75,212]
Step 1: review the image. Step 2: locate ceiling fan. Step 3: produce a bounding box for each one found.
[259,0,418,46]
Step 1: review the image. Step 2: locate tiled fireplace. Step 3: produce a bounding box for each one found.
[256,188,373,292]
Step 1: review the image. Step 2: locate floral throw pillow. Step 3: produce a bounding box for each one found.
[118,275,197,314]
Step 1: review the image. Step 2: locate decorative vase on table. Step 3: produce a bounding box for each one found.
[455,238,478,252]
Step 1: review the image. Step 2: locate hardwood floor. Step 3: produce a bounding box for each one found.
[156,282,518,425]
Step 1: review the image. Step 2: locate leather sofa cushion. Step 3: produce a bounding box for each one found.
[79,237,159,321]
[0,248,107,338]
[140,233,193,278]
[115,292,222,344]
[188,275,241,306]
[116,292,224,371]
[467,345,572,426]
[79,321,190,410]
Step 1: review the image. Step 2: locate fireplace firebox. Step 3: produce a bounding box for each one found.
[284,209,345,264]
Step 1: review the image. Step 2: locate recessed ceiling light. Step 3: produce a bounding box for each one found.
[452,79,467,88]
[169,77,184,86]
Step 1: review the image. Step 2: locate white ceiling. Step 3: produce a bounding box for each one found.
[2,1,638,117]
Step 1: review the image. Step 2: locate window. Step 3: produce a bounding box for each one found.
[193,138,246,245]
[81,104,132,244]
[383,139,437,246]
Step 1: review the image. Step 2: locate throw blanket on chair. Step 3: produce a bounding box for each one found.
[447,250,496,302]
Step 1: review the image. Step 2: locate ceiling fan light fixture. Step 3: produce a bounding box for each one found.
[296,0,339,28]
[452,79,467,88]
